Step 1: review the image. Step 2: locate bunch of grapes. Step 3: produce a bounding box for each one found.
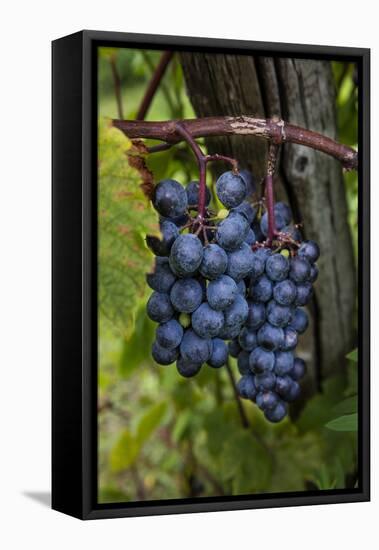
[146,172,255,376]
[145,169,319,423]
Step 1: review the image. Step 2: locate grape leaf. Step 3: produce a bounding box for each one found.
[136,402,167,445]
[98,118,159,338]
[325,413,358,432]
[109,429,140,472]
[346,349,358,362]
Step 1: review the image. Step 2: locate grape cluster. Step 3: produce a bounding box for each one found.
[231,235,319,423]
[146,173,254,378]
[145,170,320,423]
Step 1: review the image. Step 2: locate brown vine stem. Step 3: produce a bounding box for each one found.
[225,360,250,429]
[265,142,280,245]
[113,115,358,170]
[109,58,124,120]
[136,51,174,121]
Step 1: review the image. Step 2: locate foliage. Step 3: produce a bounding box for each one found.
[98,119,159,338]
[97,50,359,503]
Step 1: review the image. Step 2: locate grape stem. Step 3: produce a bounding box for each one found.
[113,115,358,171]
[225,360,250,429]
[175,123,238,224]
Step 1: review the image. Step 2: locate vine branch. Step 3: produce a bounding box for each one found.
[113,115,358,170]
[136,51,174,120]
[109,58,124,119]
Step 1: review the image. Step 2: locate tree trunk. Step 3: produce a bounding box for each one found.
[180,53,356,395]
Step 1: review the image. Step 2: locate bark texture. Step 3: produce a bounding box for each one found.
[180,53,356,394]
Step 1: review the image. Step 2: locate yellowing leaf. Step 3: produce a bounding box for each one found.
[98,117,159,337]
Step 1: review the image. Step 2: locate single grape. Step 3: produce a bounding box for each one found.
[237,279,246,296]
[264,400,287,422]
[281,224,302,241]
[275,375,293,397]
[275,202,292,225]
[169,234,203,276]
[146,257,176,294]
[280,327,298,351]
[153,179,188,218]
[147,292,174,323]
[170,278,203,313]
[257,323,285,351]
[249,346,275,374]
[244,228,256,246]
[273,279,297,306]
[231,201,257,224]
[216,212,250,251]
[191,303,224,339]
[186,180,211,207]
[289,257,311,283]
[254,371,276,391]
[208,338,228,368]
[290,357,307,380]
[226,242,254,281]
[199,243,228,280]
[249,250,267,280]
[238,327,257,351]
[256,390,279,411]
[180,329,213,364]
[266,254,290,282]
[246,300,266,330]
[309,264,319,283]
[260,210,287,236]
[228,339,241,358]
[237,374,257,400]
[237,350,251,374]
[289,307,309,334]
[152,341,178,365]
[216,171,247,208]
[266,300,292,328]
[156,319,184,350]
[274,351,295,375]
[146,220,179,257]
[207,275,238,311]
[224,294,249,327]
[298,240,320,264]
[249,275,273,302]
[295,282,313,306]
[239,169,256,198]
[282,380,301,402]
[218,322,242,341]
[176,356,202,377]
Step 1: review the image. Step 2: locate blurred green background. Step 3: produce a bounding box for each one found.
[97,48,358,504]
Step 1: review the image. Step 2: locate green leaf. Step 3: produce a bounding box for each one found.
[331,395,357,417]
[220,430,272,493]
[119,307,155,378]
[98,118,159,337]
[172,410,192,443]
[346,349,358,362]
[136,402,167,445]
[296,375,345,433]
[109,430,140,472]
[325,413,358,432]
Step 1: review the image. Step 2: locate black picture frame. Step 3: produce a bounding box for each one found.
[52,30,370,520]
